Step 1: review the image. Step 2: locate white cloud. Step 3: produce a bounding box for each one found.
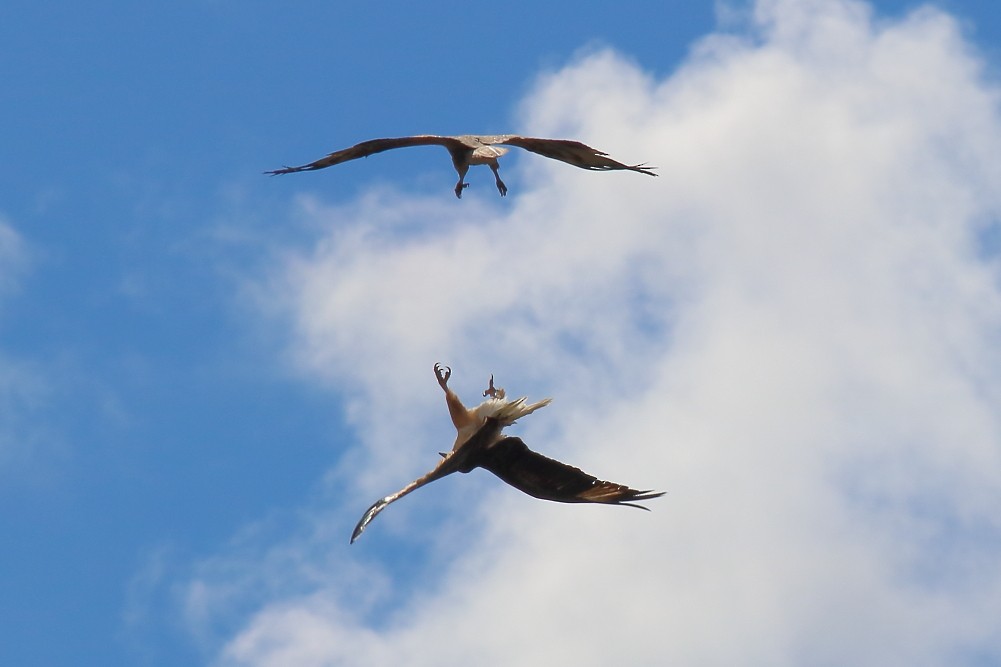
[195,1,1001,665]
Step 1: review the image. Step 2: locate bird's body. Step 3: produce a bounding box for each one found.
[267,134,657,198]
[349,364,664,543]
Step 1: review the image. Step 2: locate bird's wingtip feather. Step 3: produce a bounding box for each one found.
[349,497,389,544]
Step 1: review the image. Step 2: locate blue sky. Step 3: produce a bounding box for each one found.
[2,1,1001,666]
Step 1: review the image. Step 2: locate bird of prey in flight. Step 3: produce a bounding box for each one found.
[350,364,664,543]
[266,134,658,198]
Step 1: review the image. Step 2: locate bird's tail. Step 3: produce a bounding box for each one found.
[493,396,552,425]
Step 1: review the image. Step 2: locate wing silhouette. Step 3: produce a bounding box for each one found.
[265,135,464,174]
[491,136,657,175]
[350,452,462,544]
[478,436,665,507]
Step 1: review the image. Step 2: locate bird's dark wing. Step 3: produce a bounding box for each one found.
[476,437,665,507]
[486,136,658,176]
[266,135,465,175]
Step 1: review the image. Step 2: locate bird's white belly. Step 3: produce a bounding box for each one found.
[469,145,508,164]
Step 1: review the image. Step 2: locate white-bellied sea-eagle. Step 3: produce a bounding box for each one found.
[350,364,665,543]
[267,134,657,198]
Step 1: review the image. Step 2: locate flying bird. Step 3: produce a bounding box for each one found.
[266,134,658,198]
[350,364,664,543]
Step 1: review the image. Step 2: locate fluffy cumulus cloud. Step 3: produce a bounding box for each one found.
[193,0,1001,664]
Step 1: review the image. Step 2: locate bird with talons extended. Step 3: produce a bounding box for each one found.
[267,134,657,199]
[350,363,665,543]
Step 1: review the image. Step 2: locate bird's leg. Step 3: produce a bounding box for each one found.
[453,162,470,199]
[435,363,473,435]
[482,374,506,400]
[489,163,508,197]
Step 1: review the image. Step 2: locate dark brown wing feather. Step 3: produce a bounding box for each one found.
[490,136,658,176]
[266,135,466,175]
[476,436,665,508]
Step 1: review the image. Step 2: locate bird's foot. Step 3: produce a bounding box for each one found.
[454,182,469,199]
[496,180,508,197]
[434,363,451,391]
[482,374,506,399]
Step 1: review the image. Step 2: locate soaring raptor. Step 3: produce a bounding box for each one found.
[350,364,664,543]
[267,134,657,198]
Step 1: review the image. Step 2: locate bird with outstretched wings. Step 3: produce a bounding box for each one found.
[267,134,657,198]
[350,364,664,543]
